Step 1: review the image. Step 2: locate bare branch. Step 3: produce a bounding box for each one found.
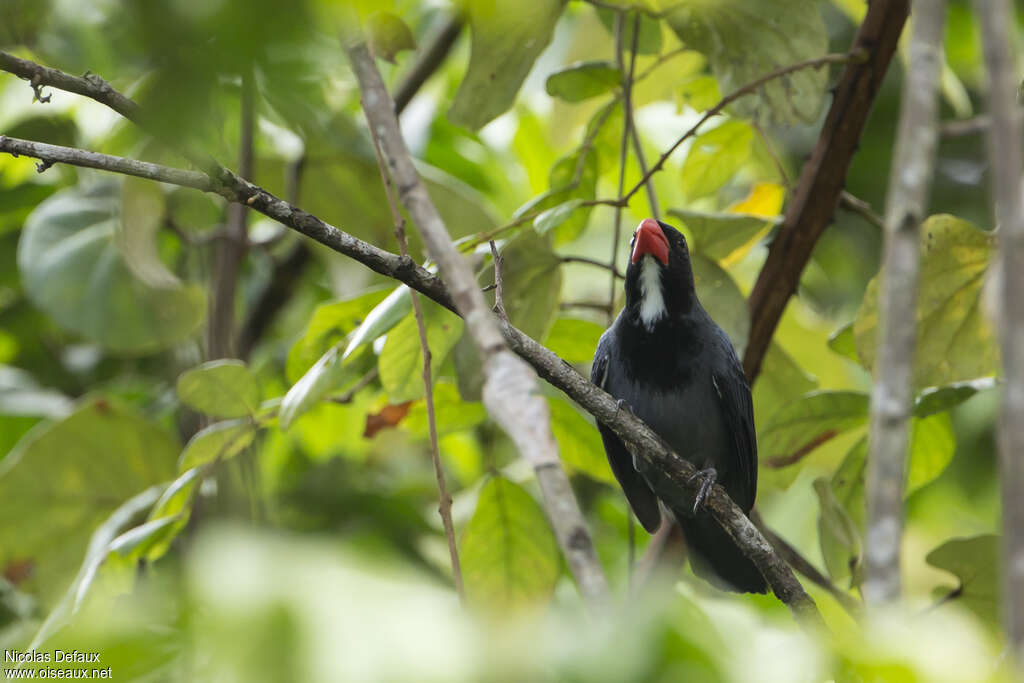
[344,39,611,605]
[744,2,909,382]
[393,16,462,115]
[974,0,1024,662]
[367,105,465,603]
[207,70,254,360]
[864,0,945,606]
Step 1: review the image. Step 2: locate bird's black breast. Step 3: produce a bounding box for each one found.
[598,308,755,512]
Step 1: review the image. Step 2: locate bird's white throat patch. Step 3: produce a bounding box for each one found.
[638,256,666,329]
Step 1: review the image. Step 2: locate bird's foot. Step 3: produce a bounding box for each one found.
[614,398,632,419]
[689,467,717,514]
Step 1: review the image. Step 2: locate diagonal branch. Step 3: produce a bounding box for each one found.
[743,0,910,382]
[344,39,612,606]
[0,133,822,623]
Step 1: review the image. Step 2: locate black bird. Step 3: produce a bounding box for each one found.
[591,218,766,593]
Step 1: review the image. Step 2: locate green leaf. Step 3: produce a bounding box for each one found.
[18,184,205,353]
[548,397,615,483]
[448,0,566,130]
[342,286,412,361]
[178,419,256,471]
[669,208,778,264]
[176,360,261,418]
[117,177,178,288]
[691,253,748,352]
[460,476,560,608]
[666,0,828,125]
[280,344,375,430]
[144,467,202,562]
[827,323,858,361]
[814,477,862,588]
[545,61,621,103]
[926,535,999,623]
[286,289,391,382]
[913,378,997,418]
[853,214,997,390]
[107,515,181,559]
[0,365,72,418]
[544,317,605,364]
[517,150,599,246]
[25,485,163,651]
[906,412,955,495]
[679,121,754,199]
[402,382,487,439]
[366,11,416,63]
[678,75,721,112]
[753,343,818,428]
[378,300,463,403]
[534,199,585,235]
[758,391,869,469]
[0,399,177,599]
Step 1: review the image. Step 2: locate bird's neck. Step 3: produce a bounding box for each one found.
[625,258,697,332]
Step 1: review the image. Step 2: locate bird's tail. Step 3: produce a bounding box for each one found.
[674,510,767,593]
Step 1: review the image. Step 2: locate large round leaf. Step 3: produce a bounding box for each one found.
[0,399,177,599]
[177,360,261,418]
[460,476,560,609]
[854,214,997,389]
[18,184,205,353]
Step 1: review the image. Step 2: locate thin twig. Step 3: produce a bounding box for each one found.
[345,38,611,605]
[939,114,991,137]
[328,367,379,404]
[368,102,465,604]
[622,13,658,220]
[559,255,624,279]
[839,191,885,230]
[750,510,862,617]
[488,241,508,321]
[608,11,635,325]
[622,52,858,204]
[974,0,1024,662]
[393,16,462,115]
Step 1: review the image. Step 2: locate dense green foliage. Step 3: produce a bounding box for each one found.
[0,0,1015,680]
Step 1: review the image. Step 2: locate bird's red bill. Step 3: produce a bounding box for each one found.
[630,218,669,265]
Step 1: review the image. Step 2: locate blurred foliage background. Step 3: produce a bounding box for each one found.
[0,0,1019,680]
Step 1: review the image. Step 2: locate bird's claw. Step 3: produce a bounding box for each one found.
[614,398,631,419]
[689,467,717,514]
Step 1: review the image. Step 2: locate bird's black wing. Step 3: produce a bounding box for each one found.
[711,357,758,513]
[592,342,662,533]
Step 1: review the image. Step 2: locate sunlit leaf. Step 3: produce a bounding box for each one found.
[906,412,955,495]
[366,11,415,63]
[280,344,375,430]
[854,215,997,389]
[482,230,563,342]
[0,399,176,599]
[671,208,777,266]
[544,317,606,364]
[753,343,819,428]
[448,0,566,130]
[177,360,261,419]
[827,322,858,361]
[814,477,862,588]
[926,535,999,623]
[18,184,205,353]
[461,476,560,608]
[548,397,615,483]
[534,199,585,235]
[178,419,256,471]
[665,0,828,125]
[545,61,621,103]
[679,121,754,199]
[287,289,391,382]
[727,181,785,217]
[343,286,412,361]
[678,75,721,112]
[117,177,176,288]
[517,151,599,246]
[758,391,869,469]
[379,300,463,403]
[594,7,664,55]
[403,382,487,439]
[913,378,997,418]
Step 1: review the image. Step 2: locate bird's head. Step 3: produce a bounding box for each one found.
[624,218,696,329]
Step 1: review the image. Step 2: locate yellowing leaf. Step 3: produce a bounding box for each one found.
[728,182,785,218]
